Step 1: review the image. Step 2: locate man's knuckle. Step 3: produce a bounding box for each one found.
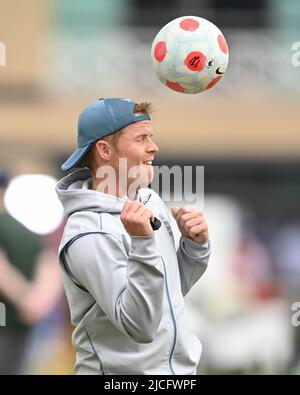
[186,223,192,230]
[182,213,190,221]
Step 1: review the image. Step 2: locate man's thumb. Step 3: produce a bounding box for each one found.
[171,207,180,218]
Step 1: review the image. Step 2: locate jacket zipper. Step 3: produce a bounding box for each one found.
[142,193,178,374]
[161,257,177,375]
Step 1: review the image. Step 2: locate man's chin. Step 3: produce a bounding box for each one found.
[128,176,153,192]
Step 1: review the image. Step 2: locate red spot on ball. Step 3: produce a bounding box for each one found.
[206,76,222,90]
[154,41,167,62]
[185,51,206,72]
[218,35,228,54]
[180,18,200,31]
[166,81,185,93]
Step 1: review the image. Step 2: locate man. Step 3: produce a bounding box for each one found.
[56,98,211,375]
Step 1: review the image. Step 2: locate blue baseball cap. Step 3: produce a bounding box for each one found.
[61,98,151,171]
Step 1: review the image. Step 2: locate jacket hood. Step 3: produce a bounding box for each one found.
[56,168,129,217]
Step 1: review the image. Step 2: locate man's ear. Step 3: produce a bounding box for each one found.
[95,140,112,161]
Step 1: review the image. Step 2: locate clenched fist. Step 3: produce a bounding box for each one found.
[171,206,209,244]
[121,200,155,237]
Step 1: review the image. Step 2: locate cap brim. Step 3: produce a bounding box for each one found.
[61,143,93,171]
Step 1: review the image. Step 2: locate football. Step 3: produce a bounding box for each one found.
[151,16,229,94]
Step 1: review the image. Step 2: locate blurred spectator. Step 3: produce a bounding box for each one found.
[0,173,63,374]
[186,202,292,375]
[231,228,280,305]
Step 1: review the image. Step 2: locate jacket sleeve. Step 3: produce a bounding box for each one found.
[176,236,211,297]
[66,233,165,344]
[158,199,211,297]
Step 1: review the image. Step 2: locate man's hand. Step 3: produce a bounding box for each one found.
[121,201,155,236]
[171,206,209,244]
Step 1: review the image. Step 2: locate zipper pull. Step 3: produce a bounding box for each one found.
[150,217,161,231]
[138,193,161,231]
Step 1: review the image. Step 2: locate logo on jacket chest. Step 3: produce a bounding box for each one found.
[160,216,174,238]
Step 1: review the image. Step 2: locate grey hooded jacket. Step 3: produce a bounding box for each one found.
[56,169,211,375]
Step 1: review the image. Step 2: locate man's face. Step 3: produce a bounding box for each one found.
[110,120,159,192]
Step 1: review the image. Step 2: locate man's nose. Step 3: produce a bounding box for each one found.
[147,140,160,154]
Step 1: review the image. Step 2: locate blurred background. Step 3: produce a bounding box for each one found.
[0,0,300,374]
